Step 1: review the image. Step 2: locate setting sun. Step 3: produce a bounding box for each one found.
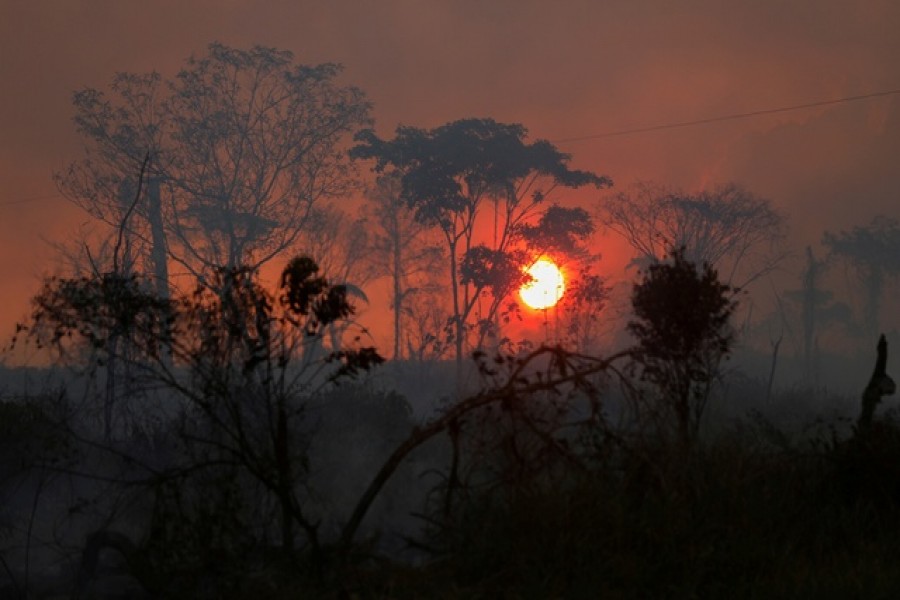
[519,258,565,310]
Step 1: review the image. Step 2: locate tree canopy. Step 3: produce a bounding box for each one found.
[628,248,738,447]
[823,215,900,337]
[352,118,609,231]
[57,43,372,284]
[352,118,610,365]
[599,182,784,288]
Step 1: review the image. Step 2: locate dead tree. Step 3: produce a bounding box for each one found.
[857,334,897,433]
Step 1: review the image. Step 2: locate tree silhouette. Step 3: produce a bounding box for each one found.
[352,118,610,374]
[823,215,900,339]
[599,182,785,288]
[781,246,851,382]
[19,256,383,572]
[628,248,738,449]
[364,174,444,360]
[57,43,371,286]
[519,204,595,258]
[555,264,610,353]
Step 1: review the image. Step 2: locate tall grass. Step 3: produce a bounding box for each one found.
[341,414,900,599]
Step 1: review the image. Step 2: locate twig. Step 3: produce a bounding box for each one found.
[337,346,630,554]
[113,152,150,274]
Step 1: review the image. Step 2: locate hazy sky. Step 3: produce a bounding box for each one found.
[2,0,899,353]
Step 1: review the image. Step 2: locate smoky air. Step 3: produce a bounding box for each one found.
[1,4,899,596]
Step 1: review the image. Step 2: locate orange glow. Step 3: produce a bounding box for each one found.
[519,258,565,310]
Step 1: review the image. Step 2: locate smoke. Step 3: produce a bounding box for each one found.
[2,0,899,349]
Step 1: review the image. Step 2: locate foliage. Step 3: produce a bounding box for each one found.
[20,272,172,361]
[459,246,530,301]
[599,181,785,288]
[57,43,372,280]
[822,215,900,337]
[352,117,610,367]
[15,256,383,583]
[362,429,900,599]
[300,208,372,286]
[353,120,609,228]
[628,248,738,448]
[555,264,610,353]
[13,310,900,597]
[337,343,630,556]
[518,204,595,257]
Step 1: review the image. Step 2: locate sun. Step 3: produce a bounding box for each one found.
[519,258,565,310]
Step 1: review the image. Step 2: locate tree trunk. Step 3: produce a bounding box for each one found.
[450,239,463,381]
[393,212,402,360]
[147,177,169,301]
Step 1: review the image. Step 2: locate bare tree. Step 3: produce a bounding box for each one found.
[781,246,851,382]
[364,174,444,360]
[57,43,371,288]
[55,72,167,284]
[598,182,786,288]
[823,215,900,339]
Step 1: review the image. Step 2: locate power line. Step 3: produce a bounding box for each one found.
[551,88,900,144]
[2,88,900,207]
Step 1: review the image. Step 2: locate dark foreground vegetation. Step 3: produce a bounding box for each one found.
[358,420,900,599]
[1,250,898,598]
[5,380,900,599]
[4,41,899,598]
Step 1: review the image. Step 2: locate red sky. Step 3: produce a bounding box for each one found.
[2,0,899,359]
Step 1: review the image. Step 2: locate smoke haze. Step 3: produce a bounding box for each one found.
[2,0,899,351]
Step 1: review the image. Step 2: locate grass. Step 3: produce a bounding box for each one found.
[332,417,900,599]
